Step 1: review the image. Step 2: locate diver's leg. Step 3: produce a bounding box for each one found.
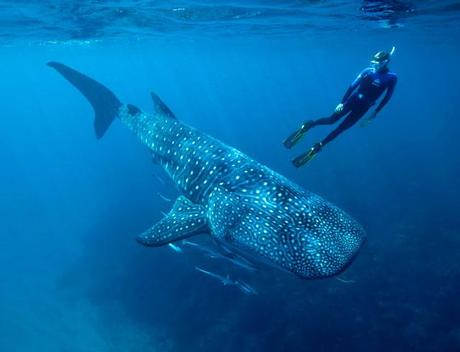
[311,109,348,126]
[292,108,366,168]
[283,108,348,149]
[320,108,365,146]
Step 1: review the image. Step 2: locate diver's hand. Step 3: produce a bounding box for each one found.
[360,111,378,128]
[335,103,344,113]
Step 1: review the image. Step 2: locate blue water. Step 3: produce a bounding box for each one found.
[1,1,460,351]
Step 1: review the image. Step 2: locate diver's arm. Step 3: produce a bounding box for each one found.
[361,75,398,128]
[375,76,397,113]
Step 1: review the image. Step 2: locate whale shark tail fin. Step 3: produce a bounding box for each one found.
[47,62,122,139]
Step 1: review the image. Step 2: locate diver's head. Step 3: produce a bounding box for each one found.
[371,47,395,71]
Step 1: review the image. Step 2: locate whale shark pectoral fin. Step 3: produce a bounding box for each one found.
[150,92,176,119]
[137,196,208,246]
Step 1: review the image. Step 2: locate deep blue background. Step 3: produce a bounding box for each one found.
[1,30,459,351]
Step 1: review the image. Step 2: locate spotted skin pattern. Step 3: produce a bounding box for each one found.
[120,105,365,279]
[138,195,208,246]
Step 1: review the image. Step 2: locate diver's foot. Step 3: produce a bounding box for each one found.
[283,121,314,149]
[292,142,322,168]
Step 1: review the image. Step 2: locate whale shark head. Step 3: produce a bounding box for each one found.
[287,199,366,279]
[207,182,365,280]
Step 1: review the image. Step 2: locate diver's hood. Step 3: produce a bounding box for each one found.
[371,46,395,70]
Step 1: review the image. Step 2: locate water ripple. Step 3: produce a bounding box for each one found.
[0,0,459,43]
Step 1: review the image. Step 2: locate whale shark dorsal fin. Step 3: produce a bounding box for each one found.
[137,196,208,246]
[150,92,176,119]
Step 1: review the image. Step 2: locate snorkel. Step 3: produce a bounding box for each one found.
[389,46,396,57]
[371,46,395,71]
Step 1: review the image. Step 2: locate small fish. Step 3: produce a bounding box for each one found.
[168,243,183,253]
[335,276,356,284]
[195,266,233,286]
[235,279,258,295]
[183,240,257,272]
[157,192,173,202]
[183,240,222,257]
[182,239,201,248]
[225,255,257,272]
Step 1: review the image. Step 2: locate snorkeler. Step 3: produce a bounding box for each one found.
[284,47,398,167]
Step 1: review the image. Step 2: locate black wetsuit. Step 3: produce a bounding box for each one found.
[312,67,397,145]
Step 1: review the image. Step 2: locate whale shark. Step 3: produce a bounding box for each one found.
[48,62,366,280]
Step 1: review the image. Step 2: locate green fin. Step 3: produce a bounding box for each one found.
[137,196,208,246]
[283,121,313,149]
[292,148,317,168]
[150,92,176,119]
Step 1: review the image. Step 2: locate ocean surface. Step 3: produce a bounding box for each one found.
[1,1,460,351]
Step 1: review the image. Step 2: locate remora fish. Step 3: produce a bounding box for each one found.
[195,267,258,295]
[195,266,233,286]
[235,280,259,295]
[182,240,257,272]
[48,62,366,280]
[167,243,183,253]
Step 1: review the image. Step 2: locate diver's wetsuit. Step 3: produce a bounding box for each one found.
[313,67,397,145]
